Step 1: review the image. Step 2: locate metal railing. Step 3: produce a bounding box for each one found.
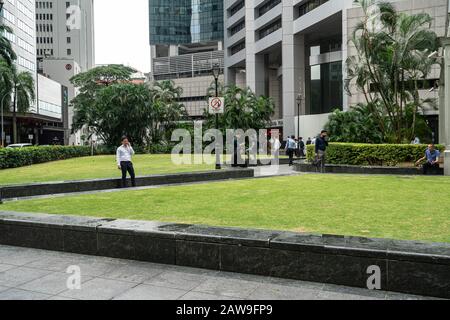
[152,50,224,80]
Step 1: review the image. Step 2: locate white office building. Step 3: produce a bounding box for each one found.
[224,0,449,140]
[35,0,95,144]
[35,0,95,72]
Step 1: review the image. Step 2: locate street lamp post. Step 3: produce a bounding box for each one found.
[296,94,303,141]
[212,64,222,170]
[1,93,9,148]
[1,1,7,147]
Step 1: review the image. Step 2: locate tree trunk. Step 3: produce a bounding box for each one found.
[12,88,17,144]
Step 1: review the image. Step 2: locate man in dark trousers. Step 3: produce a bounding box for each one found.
[298,137,305,158]
[415,144,441,175]
[315,130,329,173]
[286,135,297,166]
[116,136,136,188]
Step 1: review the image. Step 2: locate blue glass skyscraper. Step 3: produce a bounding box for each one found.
[149,0,224,45]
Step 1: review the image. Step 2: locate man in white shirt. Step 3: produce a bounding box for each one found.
[116,136,136,188]
[285,136,297,166]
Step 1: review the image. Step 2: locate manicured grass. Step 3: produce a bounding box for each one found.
[0,154,214,186]
[2,174,449,243]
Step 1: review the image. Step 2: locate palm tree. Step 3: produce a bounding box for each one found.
[150,80,186,143]
[0,25,17,66]
[347,0,438,143]
[0,59,13,97]
[152,80,183,102]
[11,67,35,143]
[203,85,274,132]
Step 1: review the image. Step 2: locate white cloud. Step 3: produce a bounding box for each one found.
[94,0,150,73]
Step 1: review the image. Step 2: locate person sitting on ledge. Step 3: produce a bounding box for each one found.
[415,144,441,175]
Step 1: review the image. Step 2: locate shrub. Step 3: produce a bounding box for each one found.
[306,143,445,167]
[0,146,93,170]
[325,106,385,144]
[146,144,174,154]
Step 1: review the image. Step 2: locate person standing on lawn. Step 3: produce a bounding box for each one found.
[286,135,297,166]
[315,130,329,173]
[117,136,136,188]
[415,144,441,175]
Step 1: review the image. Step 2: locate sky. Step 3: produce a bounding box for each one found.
[94,0,151,73]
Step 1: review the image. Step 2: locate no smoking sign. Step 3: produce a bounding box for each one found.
[208,97,225,114]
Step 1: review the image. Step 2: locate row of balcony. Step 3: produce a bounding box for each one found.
[224,0,349,61]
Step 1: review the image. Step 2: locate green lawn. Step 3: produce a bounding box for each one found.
[0,154,214,186]
[2,174,449,243]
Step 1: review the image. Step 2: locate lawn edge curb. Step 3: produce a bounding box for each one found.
[0,211,448,299]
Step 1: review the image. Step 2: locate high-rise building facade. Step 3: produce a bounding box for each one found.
[2,0,37,98]
[224,0,448,140]
[35,0,95,72]
[149,0,225,118]
[35,0,95,145]
[149,0,223,45]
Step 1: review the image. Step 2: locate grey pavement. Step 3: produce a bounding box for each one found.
[0,245,439,300]
[253,164,299,177]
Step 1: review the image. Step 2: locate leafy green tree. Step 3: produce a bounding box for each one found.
[71,64,137,91]
[92,83,154,146]
[0,25,16,66]
[72,66,187,147]
[203,85,274,131]
[346,0,438,143]
[71,64,137,138]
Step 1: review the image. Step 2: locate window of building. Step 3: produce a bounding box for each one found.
[309,62,343,115]
[257,0,282,17]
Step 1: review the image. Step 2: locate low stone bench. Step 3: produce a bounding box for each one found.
[0,169,255,200]
[0,211,448,298]
[295,163,444,175]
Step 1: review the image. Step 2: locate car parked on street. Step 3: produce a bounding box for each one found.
[5,144,34,149]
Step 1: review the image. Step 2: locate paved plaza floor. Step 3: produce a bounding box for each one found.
[0,245,437,300]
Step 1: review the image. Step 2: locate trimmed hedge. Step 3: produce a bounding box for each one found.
[0,146,94,170]
[306,143,445,167]
[0,144,178,170]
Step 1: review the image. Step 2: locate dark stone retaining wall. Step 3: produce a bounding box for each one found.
[295,163,444,175]
[0,169,254,200]
[223,158,293,168]
[0,211,448,298]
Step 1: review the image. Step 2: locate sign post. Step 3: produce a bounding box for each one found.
[208,97,225,115]
[209,97,224,170]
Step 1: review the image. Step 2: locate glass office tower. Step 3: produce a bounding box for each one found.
[149,0,223,45]
[149,0,225,118]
